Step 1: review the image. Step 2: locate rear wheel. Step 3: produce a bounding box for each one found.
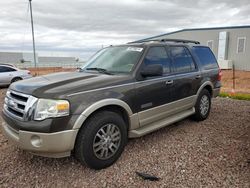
[193,89,211,121]
[74,110,127,169]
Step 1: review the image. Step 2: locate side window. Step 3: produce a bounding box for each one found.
[5,67,16,72]
[237,37,246,53]
[193,47,218,69]
[144,47,171,74]
[0,66,4,73]
[0,66,16,73]
[169,46,196,73]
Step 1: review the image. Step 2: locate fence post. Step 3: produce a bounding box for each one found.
[232,64,235,90]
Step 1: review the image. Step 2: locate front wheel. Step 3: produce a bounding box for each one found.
[74,110,127,169]
[193,89,211,121]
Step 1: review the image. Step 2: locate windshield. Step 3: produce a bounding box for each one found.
[82,46,144,74]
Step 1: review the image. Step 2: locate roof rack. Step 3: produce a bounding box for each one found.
[129,38,200,44]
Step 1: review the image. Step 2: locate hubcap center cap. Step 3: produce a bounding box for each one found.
[103,136,112,146]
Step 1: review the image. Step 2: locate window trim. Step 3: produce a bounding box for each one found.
[237,37,246,54]
[207,40,214,50]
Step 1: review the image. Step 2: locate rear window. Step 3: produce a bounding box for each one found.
[193,47,218,69]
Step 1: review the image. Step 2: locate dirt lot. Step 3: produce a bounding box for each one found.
[0,88,249,187]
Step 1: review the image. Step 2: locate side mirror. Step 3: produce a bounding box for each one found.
[141,64,163,77]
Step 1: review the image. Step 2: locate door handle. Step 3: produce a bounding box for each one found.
[166,80,173,85]
[195,75,201,79]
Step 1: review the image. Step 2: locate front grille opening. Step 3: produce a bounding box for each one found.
[7,107,24,118]
[17,104,25,110]
[10,93,28,102]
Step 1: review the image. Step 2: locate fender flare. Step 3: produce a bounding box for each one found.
[196,81,213,96]
[72,98,133,129]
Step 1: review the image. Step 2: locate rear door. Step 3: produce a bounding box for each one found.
[135,46,174,127]
[167,46,201,110]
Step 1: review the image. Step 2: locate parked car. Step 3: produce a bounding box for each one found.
[0,64,32,86]
[1,39,221,169]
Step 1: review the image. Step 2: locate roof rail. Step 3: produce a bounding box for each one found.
[129,38,200,44]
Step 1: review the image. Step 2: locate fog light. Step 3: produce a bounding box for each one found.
[31,135,43,147]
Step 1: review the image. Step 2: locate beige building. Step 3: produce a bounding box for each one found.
[136,26,250,71]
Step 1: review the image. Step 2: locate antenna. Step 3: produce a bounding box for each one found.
[29,0,37,68]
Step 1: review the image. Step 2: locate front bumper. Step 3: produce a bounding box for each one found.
[1,120,78,158]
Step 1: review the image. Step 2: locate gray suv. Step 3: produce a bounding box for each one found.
[2,39,221,169]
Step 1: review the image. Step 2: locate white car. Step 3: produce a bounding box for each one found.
[0,64,32,86]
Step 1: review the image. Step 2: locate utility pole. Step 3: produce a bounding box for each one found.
[29,0,37,68]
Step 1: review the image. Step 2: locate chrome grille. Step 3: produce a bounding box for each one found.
[4,90,38,121]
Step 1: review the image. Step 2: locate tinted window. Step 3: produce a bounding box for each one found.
[169,46,196,73]
[193,47,218,69]
[144,47,171,74]
[0,66,16,73]
[0,66,4,73]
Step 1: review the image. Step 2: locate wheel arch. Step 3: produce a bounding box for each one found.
[197,81,213,97]
[72,99,135,130]
[11,76,22,83]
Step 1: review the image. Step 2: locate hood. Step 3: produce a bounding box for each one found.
[9,71,133,98]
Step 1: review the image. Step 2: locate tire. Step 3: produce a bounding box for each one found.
[11,77,22,83]
[74,110,127,170]
[193,89,211,121]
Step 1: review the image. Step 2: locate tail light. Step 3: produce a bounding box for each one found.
[217,68,222,81]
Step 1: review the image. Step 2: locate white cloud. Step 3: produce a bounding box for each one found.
[0,0,249,59]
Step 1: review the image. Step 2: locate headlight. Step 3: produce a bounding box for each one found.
[34,99,70,120]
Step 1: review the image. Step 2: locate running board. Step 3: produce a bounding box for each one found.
[128,107,195,138]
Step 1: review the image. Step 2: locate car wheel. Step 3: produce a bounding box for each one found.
[74,110,127,169]
[193,89,211,121]
[11,77,22,83]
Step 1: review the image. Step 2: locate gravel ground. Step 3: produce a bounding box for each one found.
[0,88,249,187]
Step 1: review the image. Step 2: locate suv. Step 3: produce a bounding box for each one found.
[0,64,32,86]
[1,39,221,169]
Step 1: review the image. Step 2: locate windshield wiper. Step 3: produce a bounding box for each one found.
[86,67,113,75]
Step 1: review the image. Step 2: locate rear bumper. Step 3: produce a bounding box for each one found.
[1,120,78,158]
[213,88,220,98]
